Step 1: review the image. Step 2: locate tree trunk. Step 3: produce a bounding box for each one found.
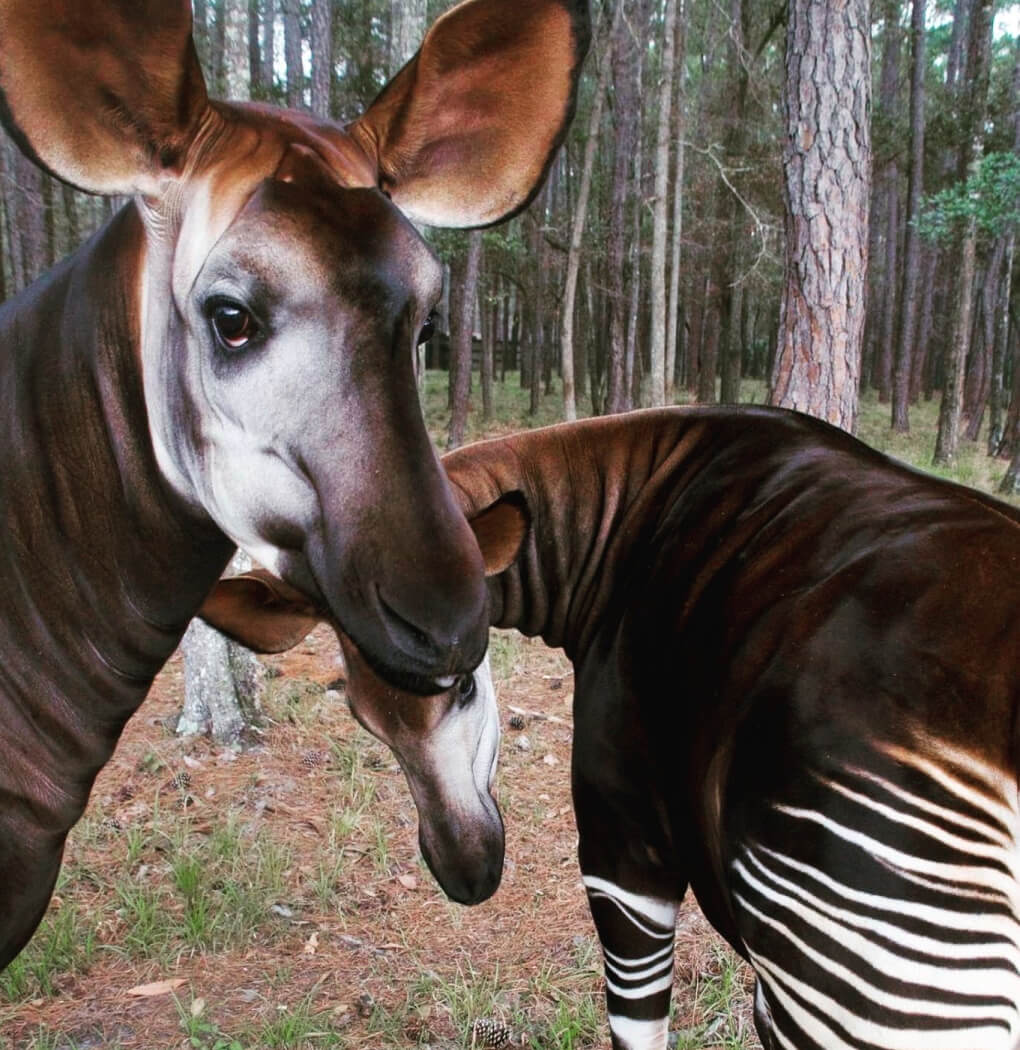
[717,0,750,406]
[605,6,639,416]
[448,231,482,450]
[649,0,677,406]
[390,0,427,75]
[562,6,618,422]
[892,0,926,432]
[283,0,303,110]
[310,0,333,118]
[178,552,264,746]
[770,0,870,432]
[223,0,251,100]
[261,0,276,95]
[933,0,994,467]
[665,5,687,405]
[248,0,263,97]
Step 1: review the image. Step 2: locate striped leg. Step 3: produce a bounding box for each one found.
[582,874,679,1050]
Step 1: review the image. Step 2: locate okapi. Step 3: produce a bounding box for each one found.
[209,406,1020,1050]
[0,0,589,971]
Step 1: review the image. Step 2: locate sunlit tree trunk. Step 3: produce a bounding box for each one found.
[178,552,263,746]
[649,0,678,406]
[448,230,482,450]
[770,0,870,432]
[283,0,303,110]
[666,5,687,403]
[892,0,926,433]
[562,6,617,422]
[933,0,993,466]
[310,0,333,118]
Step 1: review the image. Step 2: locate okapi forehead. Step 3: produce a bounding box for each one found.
[170,104,381,297]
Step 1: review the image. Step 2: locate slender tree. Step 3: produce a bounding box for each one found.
[283,0,303,110]
[310,0,333,118]
[892,0,926,432]
[770,0,871,432]
[933,0,994,466]
[566,3,620,420]
[448,231,483,449]
[649,0,678,406]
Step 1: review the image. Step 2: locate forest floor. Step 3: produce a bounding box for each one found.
[1,375,1015,1049]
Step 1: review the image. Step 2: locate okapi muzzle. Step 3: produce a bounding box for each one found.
[341,638,505,906]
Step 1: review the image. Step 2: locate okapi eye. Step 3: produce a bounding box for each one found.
[209,301,258,351]
[417,311,437,346]
[455,674,476,706]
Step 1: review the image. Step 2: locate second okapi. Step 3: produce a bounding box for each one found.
[212,406,1020,1050]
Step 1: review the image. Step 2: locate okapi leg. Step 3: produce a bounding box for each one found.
[581,873,678,1050]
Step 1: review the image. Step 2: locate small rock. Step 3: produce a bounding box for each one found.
[356,992,375,1018]
[515,735,531,752]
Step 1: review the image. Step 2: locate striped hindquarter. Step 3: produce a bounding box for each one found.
[730,741,1020,1050]
[582,876,679,1050]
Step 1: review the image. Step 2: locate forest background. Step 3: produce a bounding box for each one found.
[0,0,1017,483]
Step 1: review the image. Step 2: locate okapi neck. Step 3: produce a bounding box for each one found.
[446,410,724,658]
[0,204,231,835]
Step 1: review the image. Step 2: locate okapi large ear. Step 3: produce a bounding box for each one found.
[0,0,209,196]
[349,0,590,228]
[198,571,324,655]
[469,492,531,576]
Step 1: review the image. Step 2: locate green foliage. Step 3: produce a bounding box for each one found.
[917,151,1020,242]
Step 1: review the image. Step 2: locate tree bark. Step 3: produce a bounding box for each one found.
[665,5,687,404]
[770,0,871,433]
[310,0,333,118]
[390,0,427,75]
[649,0,678,406]
[605,4,639,416]
[562,5,618,422]
[892,0,926,432]
[717,0,750,406]
[178,552,264,747]
[248,0,263,97]
[448,231,482,450]
[283,0,303,110]
[261,0,276,96]
[933,0,994,466]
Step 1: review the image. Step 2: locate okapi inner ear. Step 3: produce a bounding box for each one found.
[0,0,209,196]
[469,491,531,577]
[348,0,590,229]
[198,571,323,654]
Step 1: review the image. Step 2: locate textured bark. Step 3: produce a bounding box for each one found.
[448,231,482,450]
[873,0,901,404]
[649,0,678,406]
[665,3,687,402]
[248,0,263,97]
[770,0,870,433]
[562,6,617,422]
[223,0,250,100]
[390,0,427,75]
[310,0,333,118]
[605,4,638,416]
[283,0,303,110]
[892,0,926,432]
[717,0,749,406]
[179,552,263,746]
[261,0,276,94]
[933,0,994,466]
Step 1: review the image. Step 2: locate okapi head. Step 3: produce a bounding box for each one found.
[0,0,588,690]
[201,496,530,904]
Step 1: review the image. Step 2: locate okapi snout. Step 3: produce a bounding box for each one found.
[417,798,506,906]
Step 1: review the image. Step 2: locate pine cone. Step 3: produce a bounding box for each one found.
[164,771,191,791]
[472,1018,511,1048]
[301,749,328,770]
[508,714,527,731]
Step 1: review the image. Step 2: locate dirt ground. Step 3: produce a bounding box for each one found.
[1,627,757,1050]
